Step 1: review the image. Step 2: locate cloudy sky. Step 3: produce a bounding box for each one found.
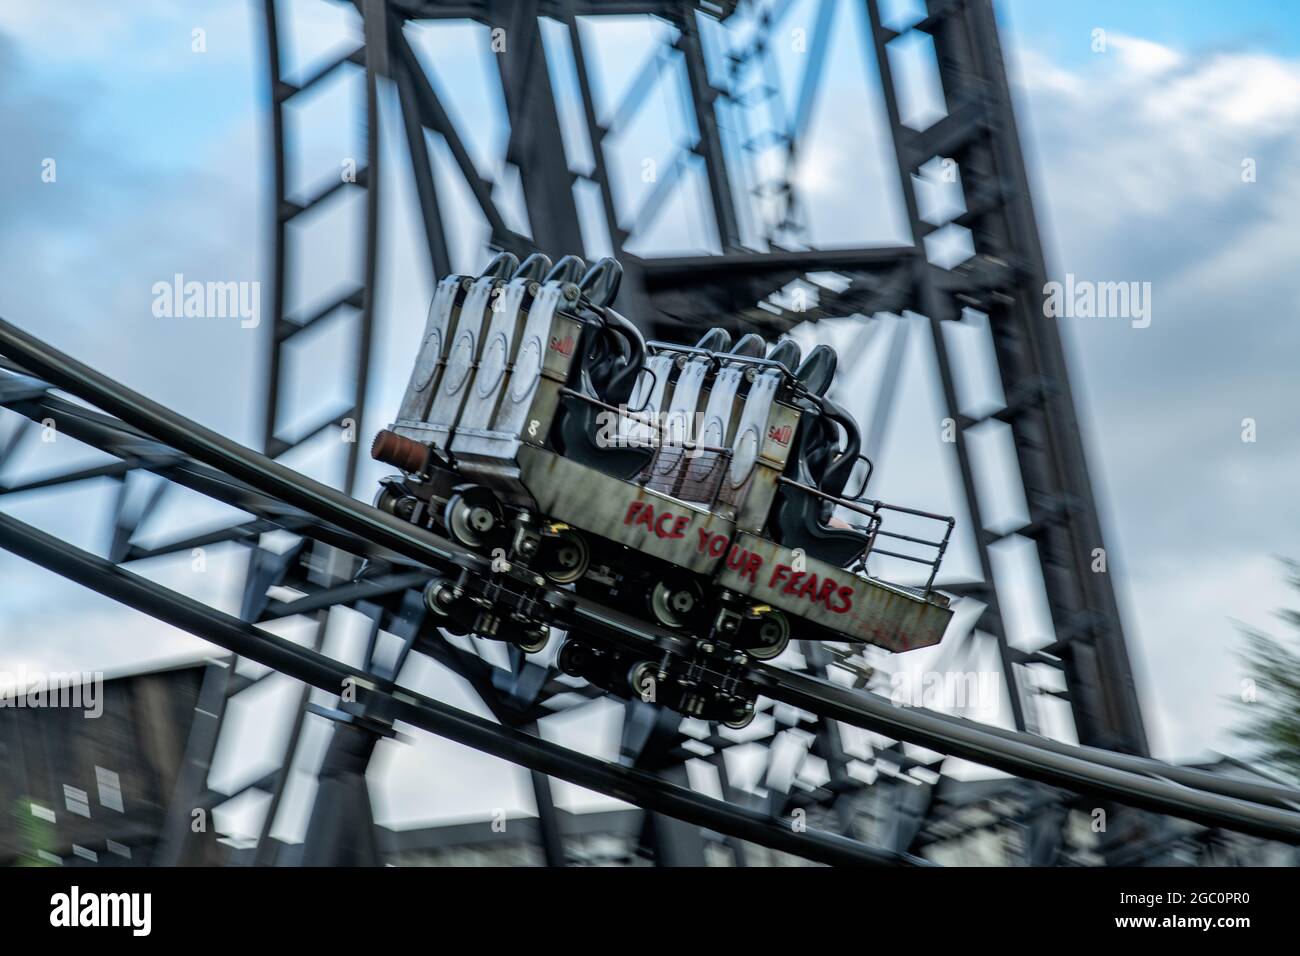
[0,0,1297,840]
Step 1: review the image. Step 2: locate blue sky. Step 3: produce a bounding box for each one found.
[1000,0,1300,64]
[1,1,1298,837]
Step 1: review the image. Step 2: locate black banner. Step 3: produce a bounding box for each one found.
[0,865,1283,942]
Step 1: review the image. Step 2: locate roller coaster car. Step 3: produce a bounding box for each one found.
[371,252,955,726]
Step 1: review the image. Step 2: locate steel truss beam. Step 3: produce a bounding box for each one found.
[0,0,1184,865]
[248,0,1157,862]
[0,510,913,868]
[864,0,1149,758]
[2,324,1299,848]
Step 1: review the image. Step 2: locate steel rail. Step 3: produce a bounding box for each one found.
[16,373,1295,819]
[567,601,1300,842]
[3,320,1300,842]
[0,509,920,868]
[0,318,476,576]
[0,384,418,572]
[747,663,1300,842]
[907,710,1300,815]
[573,573,1300,840]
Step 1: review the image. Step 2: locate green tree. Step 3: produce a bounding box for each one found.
[11,797,57,866]
[1234,559,1300,784]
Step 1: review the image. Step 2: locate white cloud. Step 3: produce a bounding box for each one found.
[1014,37,1300,227]
[3,2,1299,834]
[1008,32,1300,764]
[1109,34,1183,77]
[1154,52,1300,130]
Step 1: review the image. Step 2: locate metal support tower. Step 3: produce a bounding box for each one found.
[0,0,1159,865]
[865,0,1148,758]
[202,0,1152,864]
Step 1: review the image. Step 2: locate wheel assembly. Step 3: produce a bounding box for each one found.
[421,576,476,635]
[724,701,757,730]
[512,625,551,655]
[372,477,417,520]
[627,660,659,702]
[557,638,586,676]
[539,528,589,584]
[744,608,791,660]
[648,576,702,628]
[444,488,499,548]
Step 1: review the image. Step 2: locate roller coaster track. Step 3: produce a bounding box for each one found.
[187,0,1165,864]
[2,316,1299,865]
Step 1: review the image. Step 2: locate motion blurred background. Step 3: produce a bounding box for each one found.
[1,0,1297,862]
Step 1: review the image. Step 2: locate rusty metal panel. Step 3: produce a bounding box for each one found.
[714,533,953,651]
[454,375,571,507]
[390,419,449,447]
[517,446,734,575]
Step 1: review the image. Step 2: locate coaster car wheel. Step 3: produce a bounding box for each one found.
[743,608,791,661]
[648,575,703,629]
[539,529,590,584]
[724,702,757,730]
[444,486,500,548]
